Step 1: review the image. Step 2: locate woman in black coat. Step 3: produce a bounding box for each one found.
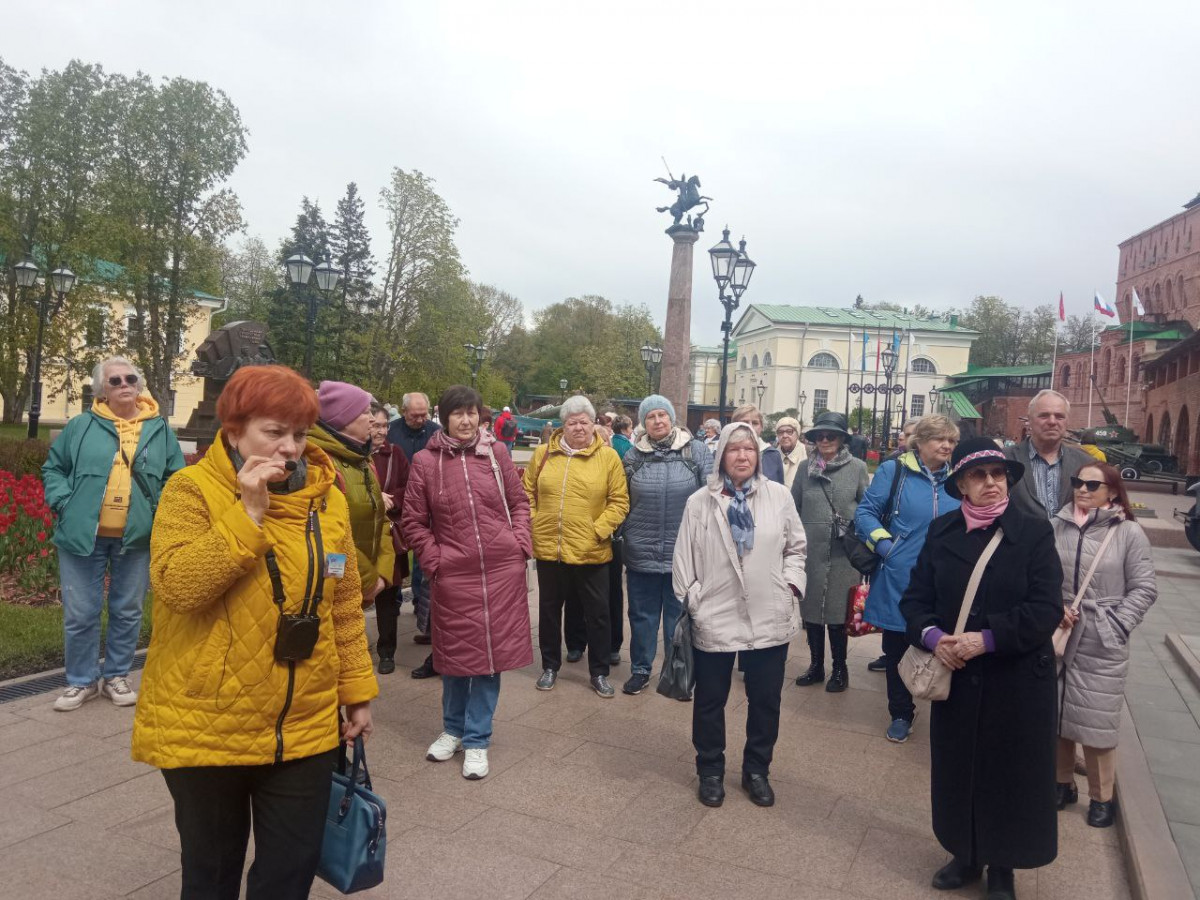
[899,438,1063,900]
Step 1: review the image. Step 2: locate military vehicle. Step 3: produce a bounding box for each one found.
[1174,482,1200,552]
[1074,375,1179,480]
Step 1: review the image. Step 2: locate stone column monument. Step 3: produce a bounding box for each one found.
[654,171,710,424]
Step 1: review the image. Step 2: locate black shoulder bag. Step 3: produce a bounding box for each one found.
[833,462,906,577]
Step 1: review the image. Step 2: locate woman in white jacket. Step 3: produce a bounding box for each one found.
[1052,461,1156,828]
[673,422,807,810]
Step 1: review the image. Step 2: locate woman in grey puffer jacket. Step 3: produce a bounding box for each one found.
[620,395,711,696]
[1051,462,1156,829]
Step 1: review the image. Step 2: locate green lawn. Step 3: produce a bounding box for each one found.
[0,600,154,681]
[0,423,51,442]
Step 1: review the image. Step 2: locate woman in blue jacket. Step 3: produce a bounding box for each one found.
[854,415,958,743]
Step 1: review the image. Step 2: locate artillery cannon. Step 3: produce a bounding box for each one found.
[1073,374,1179,481]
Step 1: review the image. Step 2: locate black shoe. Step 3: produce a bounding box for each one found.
[413,632,432,645]
[622,673,651,695]
[590,675,615,698]
[1055,782,1078,810]
[825,663,848,693]
[986,865,1015,899]
[867,655,887,672]
[566,648,584,663]
[931,857,982,891]
[1087,799,1115,828]
[698,775,725,807]
[608,652,621,666]
[740,772,775,807]
[377,655,395,675]
[795,664,825,686]
[411,654,438,679]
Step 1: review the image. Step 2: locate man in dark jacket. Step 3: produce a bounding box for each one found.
[387,391,442,677]
[370,403,411,675]
[847,427,868,461]
[1004,390,1092,521]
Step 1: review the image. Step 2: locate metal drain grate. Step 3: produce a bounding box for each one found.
[0,650,147,705]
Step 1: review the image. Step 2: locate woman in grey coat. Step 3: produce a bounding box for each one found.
[791,411,869,693]
[1052,461,1156,828]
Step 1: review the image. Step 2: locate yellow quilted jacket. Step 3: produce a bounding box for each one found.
[522,430,629,565]
[131,433,378,769]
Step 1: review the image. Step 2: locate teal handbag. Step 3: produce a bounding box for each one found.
[317,738,387,894]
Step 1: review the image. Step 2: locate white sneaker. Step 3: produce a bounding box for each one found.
[53,682,99,711]
[101,677,138,707]
[426,732,463,761]
[462,748,489,780]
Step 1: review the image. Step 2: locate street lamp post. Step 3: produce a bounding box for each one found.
[287,252,341,378]
[798,390,808,427]
[755,378,766,407]
[639,343,663,395]
[928,387,940,416]
[464,342,488,387]
[17,260,74,439]
[880,345,899,450]
[559,378,568,402]
[710,228,756,424]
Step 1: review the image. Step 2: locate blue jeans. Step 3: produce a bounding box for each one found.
[57,537,150,687]
[412,558,431,635]
[627,570,682,677]
[442,673,501,749]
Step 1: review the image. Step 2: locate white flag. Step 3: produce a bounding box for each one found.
[1132,288,1145,317]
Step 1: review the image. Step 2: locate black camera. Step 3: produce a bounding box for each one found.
[275,614,320,661]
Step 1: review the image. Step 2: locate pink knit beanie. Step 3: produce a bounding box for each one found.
[318,381,373,432]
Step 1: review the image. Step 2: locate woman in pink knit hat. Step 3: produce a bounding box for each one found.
[308,381,396,607]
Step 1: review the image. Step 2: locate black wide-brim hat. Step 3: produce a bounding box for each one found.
[944,436,1025,499]
[804,410,851,442]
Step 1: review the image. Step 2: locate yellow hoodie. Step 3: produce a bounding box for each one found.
[92,396,160,537]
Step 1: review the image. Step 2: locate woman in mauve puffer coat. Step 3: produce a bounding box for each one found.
[401,385,533,781]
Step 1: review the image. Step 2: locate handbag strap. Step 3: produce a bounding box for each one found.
[952,527,1004,635]
[1067,523,1119,614]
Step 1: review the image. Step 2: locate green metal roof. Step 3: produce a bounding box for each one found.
[747,304,977,333]
[940,390,982,419]
[950,364,1052,378]
[1124,328,1186,344]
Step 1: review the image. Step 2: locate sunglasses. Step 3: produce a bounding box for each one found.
[107,374,139,387]
[811,431,840,441]
[1070,477,1107,492]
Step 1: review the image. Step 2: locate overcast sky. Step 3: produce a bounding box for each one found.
[10,1,1200,344]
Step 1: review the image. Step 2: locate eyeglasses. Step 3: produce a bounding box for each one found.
[963,465,1008,483]
[811,431,840,442]
[107,374,138,387]
[1069,477,1107,492]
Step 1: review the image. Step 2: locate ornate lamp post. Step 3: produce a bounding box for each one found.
[880,345,900,450]
[928,387,940,415]
[17,260,74,439]
[640,343,663,395]
[798,390,808,427]
[710,228,756,424]
[464,342,488,387]
[559,378,568,402]
[755,378,766,407]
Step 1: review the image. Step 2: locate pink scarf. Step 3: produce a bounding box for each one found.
[962,497,1009,532]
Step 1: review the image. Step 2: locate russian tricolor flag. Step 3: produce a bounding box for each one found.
[1094,291,1118,320]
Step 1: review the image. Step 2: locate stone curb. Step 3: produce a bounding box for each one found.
[1165,632,1200,693]
[1114,702,1193,900]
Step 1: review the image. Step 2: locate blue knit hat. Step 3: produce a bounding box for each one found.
[638,394,676,428]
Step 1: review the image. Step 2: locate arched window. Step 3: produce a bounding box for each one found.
[740,356,747,371]
[1116,354,1127,386]
[911,357,937,375]
[1132,353,1140,376]
[1061,364,1071,387]
[1159,412,1173,452]
[1179,274,1187,309]
[807,352,839,369]
[1145,414,1154,444]
[763,351,772,367]
[751,354,759,368]
[1166,279,1175,310]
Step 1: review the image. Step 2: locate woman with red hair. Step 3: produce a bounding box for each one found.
[1051,461,1156,829]
[132,364,378,899]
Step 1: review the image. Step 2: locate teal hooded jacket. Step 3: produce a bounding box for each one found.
[42,404,186,557]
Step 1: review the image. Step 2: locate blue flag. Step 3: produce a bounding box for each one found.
[860,332,868,371]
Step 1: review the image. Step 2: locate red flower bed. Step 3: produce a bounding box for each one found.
[0,469,59,603]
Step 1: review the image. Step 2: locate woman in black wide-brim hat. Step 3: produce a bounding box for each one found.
[790,411,868,693]
[898,437,1063,900]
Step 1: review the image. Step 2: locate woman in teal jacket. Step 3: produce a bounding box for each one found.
[42,357,185,712]
[853,415,958,743]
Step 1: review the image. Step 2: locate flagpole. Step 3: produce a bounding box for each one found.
[1088,300,1096,428]
[1125,300,1134,423]
[903,328,912,416]
[844,325,852,416]
[1050,329,1058,391]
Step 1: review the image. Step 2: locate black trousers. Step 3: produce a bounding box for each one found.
[537,560,610,676]
[692,643,788,778]
[607,539,625,653]
[161,747,338,900]
[882,628,916,723]
[374,583,402,658]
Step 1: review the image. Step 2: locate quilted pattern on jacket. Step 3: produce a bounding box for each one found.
[621,429,711,575]
[522,430,629,565]
[131,433,378,769]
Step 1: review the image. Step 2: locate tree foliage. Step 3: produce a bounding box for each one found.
[959,295,1059,369]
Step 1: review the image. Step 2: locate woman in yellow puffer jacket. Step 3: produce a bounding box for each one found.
[523,395,628,698]
[132,365,378,900]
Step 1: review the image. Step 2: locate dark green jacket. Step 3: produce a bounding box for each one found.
[42,409,186,556]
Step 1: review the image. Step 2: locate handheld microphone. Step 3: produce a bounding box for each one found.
[284,460,298,472]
